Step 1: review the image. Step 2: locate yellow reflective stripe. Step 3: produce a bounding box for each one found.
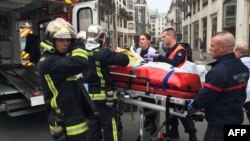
[112,117,118,141]
[89,90,106,100]
[39,57,46,62]
[96,67,105,87]
[94,48,100,52]
[95,61,105,88]
[113,91,118,99]
[66,122,88,136]
[45,74,60,113]
[72,48,88,59]
[100,79,105,87]
[66,75,78,81]
[49,125,54,134]
[95,61,100,66]
[89,91,117,100]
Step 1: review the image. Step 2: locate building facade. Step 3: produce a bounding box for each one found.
[181,0,250,51]
[80,0,137,48]
[166,0,182,42]
[133,0,150,47]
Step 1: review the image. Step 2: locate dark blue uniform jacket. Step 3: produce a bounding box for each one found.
[192,53,249,126]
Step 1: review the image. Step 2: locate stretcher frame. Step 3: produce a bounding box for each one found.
[111,72,194,141]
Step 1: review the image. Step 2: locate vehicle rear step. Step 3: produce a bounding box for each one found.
[4,99,45,117]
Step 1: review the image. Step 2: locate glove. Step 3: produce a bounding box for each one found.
[144,53,159,62]
[187,100,194,109]
[143,57,153,63]
[144,53,159,58]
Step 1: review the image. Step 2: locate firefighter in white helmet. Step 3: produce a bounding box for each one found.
[38,18,95,141]
[77,31,87,44]
[82,25,129,141]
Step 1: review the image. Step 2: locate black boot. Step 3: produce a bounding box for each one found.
[189,133,197,141]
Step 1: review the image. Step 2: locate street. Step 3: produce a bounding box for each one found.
[0,108,248,141]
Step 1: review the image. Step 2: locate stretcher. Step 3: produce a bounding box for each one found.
[109,65,203,141]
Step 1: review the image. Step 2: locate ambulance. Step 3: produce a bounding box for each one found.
[0,0,103,116]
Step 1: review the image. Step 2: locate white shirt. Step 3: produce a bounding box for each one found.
[241,56,250,102]
[136,46,156,57]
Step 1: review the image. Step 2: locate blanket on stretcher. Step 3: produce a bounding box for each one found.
[109,63,203,99]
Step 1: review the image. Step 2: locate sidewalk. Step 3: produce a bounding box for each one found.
[192,49,215,65]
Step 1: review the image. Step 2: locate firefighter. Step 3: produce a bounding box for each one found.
[83,25,129,141]
[188,31,249,141]
[38,18,94,141]
[154,28,197,141]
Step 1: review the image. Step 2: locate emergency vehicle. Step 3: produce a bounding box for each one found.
[0,0,105,117]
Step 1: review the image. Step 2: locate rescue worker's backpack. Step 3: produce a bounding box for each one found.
[177,42,193,62]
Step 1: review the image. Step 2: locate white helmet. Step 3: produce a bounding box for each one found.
[45,18,76,45]
[77,31,86,40]
[85,25,109,50]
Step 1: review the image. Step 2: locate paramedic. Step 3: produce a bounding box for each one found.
[189,31,249,141]
[136,33,157,59]
[83,25,129,141]
[39,18,93,141]
[137,33,158,134]
[155,27,197,141]
[234,42,250,123]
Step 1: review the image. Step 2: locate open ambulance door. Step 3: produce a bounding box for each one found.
[72,0,99,33]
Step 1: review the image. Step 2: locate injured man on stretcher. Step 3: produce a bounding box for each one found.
[111,46,208,140]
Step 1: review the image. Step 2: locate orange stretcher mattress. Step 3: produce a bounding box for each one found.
[115,82,196,99]
[109,66,202,93]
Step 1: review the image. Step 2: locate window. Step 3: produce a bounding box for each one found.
[78,8,92,31]
[183,26,188,42]
[193,2,196,14]
[128,0,133,10]
[223,1,236,27]
[193,22,199,49]
[202,17,207,46]
[203,0,208,7]
[128,23,133,30]
[124,20,127,28]
[197,0,200,11]
[212,17,217,36]
[226,5,236,16]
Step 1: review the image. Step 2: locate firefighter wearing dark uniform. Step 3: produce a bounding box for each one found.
[38,18,93,141]
[83,25,129,141]
[155,28,197,141]
[189,31,249,141]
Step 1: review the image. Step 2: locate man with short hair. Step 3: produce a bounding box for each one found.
[155,28,197,141]
[234,42,250,123]
[157,28,187,67]
[189,31,249,141]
